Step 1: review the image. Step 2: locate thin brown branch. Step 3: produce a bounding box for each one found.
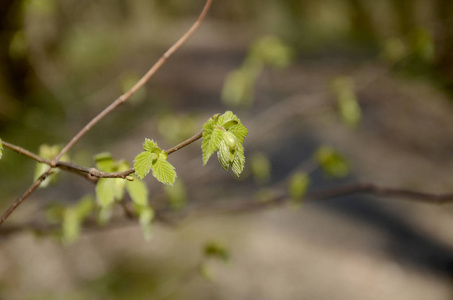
[54,0,213,162]
[56,130,204,180]
[1,140,50,164]
[0,168,54,226]
[166,130,203,155]
[0,0,213,226]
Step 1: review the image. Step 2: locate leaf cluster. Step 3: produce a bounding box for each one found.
[201,111,248,176]
[134,139,176,185]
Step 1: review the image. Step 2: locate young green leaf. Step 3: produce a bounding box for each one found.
[331,77,361,128]
[94,152,114,172]
[75,195,95,218]
[231,144,245,177]
[62,208,81,245]
[251,152,271,184]
[315,146,349,178]
[152,158,176,185]
[202,126,224,165]
[288,172,310,201]
[228,123,248,144]
[217,141,231,171]
[134,151,155,179]
[126,175,149,206]
[96,178,116,207]
[201,111,248,176]
[134,204,154,241]
[97,205,113,226]
[144,138,158,153]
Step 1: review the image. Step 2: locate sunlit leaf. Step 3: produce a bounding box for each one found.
[251,152,271,184]
[62,208,80,245]
[288,172,310,201]
[251,35,294,68]
[332,77,361,128]
[94,152,114,172]
[221,69,255,107]
[75,195,95,218]
[204,241,230,262]
[202,127,224,165]
[315,146,349,178]
[144,138,159,153]
[134,151,155,179]
[231,144,245,177]
[96,178,116,207]
[134,204,154,241]
[151,158,176,185]
[97,205,113,226]
[217,141,230,171]
[126,175,149,206]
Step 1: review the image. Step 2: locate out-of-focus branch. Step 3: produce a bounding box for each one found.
[2,181,453,236]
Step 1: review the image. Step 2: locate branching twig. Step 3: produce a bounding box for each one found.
[0,0,213,225]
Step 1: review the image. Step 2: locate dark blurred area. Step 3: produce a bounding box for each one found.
[2,0,453,299]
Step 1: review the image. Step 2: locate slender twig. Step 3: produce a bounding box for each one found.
[1,140,50,164]
[54,0,213,162]
[0,168,54,225]
[0,0,213,225]
[59,130,203,179]
[166,131,203,155]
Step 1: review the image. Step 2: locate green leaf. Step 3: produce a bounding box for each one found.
[251,35,294,68]
[151,158,176,185]
[231,144,245,177]
[62,208,81,245]
[228,123,248,144]
[315,146,349,178]
[251,152,271,184]
[134,204,154,241]
[202,127,224,165]
[288,172,310,201]
[94,152,114,172]
[134,151,155,179]
[204,241,230,262]
[221,69,256,107]
[97,205,113,226]
[0,138,3,160]
[331,77,361,128]
[143,138,158,153]
[126,175,149,206]
[75,195,95,218]
[217,141,231,171]
[201,111,248,176]
[96,178,116,207]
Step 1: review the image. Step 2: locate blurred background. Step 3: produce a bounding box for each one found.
[2,0,453,299]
